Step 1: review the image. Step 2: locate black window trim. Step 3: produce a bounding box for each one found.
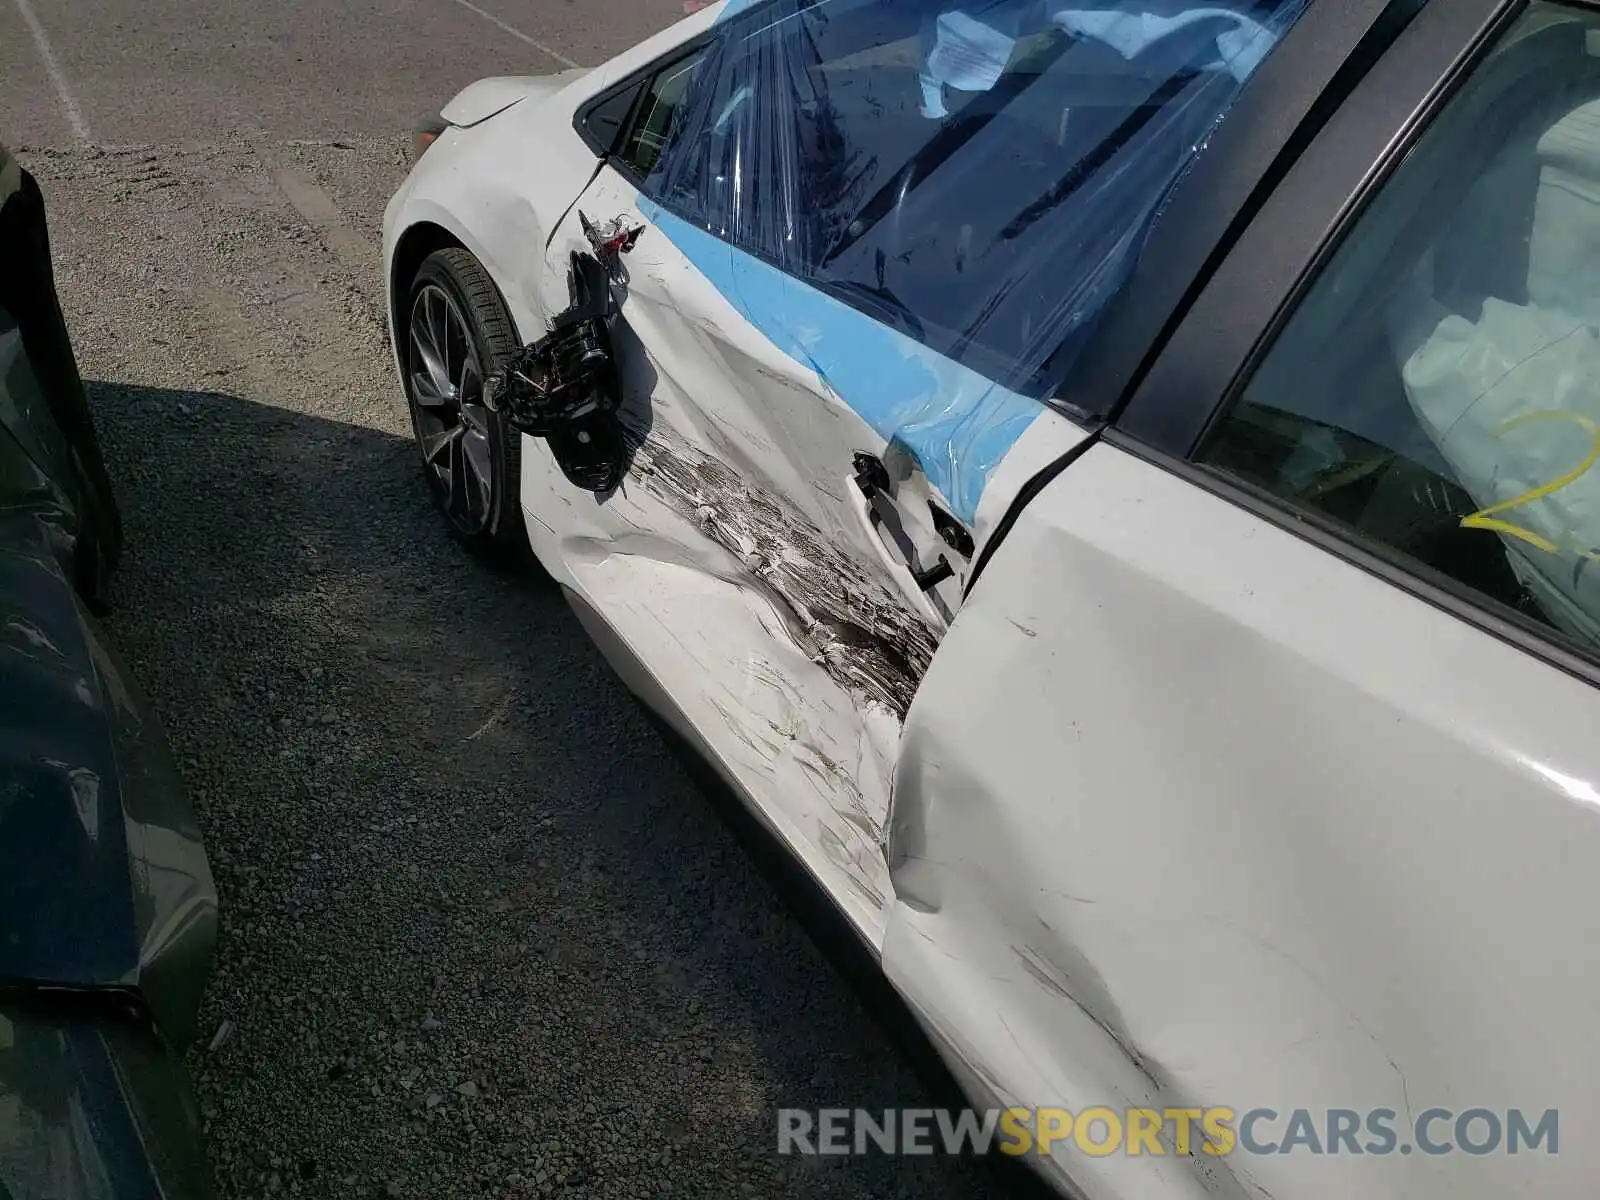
[574,78,650,160]
[1113,0,1600,689]
[573,37,719,165]
[1116,0,1524,456]
[1055,0,1430,430]
[969,0,1448,593]
[1198,0,1545,456]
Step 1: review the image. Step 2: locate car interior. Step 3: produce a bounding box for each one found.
[1208,12,1600,645]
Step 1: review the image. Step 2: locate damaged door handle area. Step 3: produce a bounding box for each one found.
[851,452,962,589]
[853,451,892,500]
[848,453,952,624]
[928,500,974,559]
[911,556,954,591]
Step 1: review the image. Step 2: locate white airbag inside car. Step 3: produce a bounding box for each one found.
[1390,98,1600,640]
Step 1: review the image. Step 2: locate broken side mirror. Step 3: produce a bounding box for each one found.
[488,223,642,494]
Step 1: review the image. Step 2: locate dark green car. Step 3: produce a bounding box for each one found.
[0,142,217,1199]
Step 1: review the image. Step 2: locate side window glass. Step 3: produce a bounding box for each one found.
[618,52,707,177]
[1200,4,1600,654]
[582,80,646,156]
[640,0,1310,403]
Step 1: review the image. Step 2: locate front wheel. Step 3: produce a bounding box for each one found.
[403,247,529,563]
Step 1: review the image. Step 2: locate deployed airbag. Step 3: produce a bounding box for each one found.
[1050,6,1281,81]
[1389,97,1600,642]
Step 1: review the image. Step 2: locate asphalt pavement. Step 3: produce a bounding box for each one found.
[4,0,1029,1196]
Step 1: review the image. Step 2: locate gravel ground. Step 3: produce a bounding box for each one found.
[21,131,1031,1199]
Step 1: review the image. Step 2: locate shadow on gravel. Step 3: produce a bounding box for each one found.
[86,380,1054,1200]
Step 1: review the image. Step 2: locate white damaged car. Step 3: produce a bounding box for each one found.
[384,1,1600,1195]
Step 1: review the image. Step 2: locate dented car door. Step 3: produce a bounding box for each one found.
[513,0,1311,949]
[525,162,975,941]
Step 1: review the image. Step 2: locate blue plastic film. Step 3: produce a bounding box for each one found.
[645,0,1310,518]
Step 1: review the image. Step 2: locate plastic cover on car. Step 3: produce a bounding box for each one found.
[637,0,1309,520]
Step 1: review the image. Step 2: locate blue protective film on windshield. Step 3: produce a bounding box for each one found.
[645,0,1309,520]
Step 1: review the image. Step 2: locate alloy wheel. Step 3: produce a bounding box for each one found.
[407,283,495,533]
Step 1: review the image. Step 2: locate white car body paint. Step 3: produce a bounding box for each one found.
[888,440,1600,1198]
[383,5,729,348]
[384,1,1093,956]
[384,7,1600,1198]
[438,71,592,128]
[524,159,1092,944]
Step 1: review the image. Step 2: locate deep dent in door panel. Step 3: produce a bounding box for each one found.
[516,174,987,936]
[514,242,931,681]
[615,425,940,912]
[514,221,1097,934]
[625,428,940,719]
[512,252,940,915]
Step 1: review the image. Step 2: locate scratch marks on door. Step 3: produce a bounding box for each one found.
[625,429,940,720]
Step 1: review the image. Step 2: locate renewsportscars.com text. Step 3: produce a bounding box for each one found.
[777,1106,1559,1158]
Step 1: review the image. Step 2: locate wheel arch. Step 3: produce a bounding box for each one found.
[390,221,460,350]
[389,220,528,353]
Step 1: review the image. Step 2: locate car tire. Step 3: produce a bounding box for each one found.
[403,247,530,565]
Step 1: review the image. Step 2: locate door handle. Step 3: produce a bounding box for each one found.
[849,453,956,599]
